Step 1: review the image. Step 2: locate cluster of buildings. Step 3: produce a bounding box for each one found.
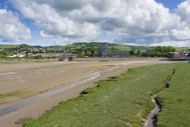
[96,43,190,59]
[8,52,63,58]
[168,51,189,59]
[59,53,75,61]
[5,43,189,59]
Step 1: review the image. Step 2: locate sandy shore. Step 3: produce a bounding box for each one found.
[0,60,172,127]
[0,61,114,106]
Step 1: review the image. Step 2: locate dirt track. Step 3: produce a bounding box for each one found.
[0,60,172,127]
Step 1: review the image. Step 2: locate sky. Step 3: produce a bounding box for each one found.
[0,0,190,47]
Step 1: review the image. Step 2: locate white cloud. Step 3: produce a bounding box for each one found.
[169,0,190,41]
[10,0,99,41]
[170,28,190,40]
[0,9,31,42]
[177,0,190,24]
[8,0,190,46]
[151,40,190,47]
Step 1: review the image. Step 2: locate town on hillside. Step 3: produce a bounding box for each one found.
[0,42,190,60]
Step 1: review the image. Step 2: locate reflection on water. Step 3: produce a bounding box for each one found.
[0,72,18,76]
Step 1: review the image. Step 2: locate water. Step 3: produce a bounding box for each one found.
[0,72,18,76]
[144,95,161,127]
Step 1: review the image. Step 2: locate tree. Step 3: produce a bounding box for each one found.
[39,48,44,53]
[1,50,10,57]
[19,44,30,49]
[85,50,92,56]
[155,46,176,53]
[129,50,135,56]
[136,50,142,56]
[166,46,176,52]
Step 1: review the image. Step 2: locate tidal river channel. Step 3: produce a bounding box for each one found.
[0,66,121,116]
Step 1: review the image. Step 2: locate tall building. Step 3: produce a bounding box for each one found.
[98,42,108,57]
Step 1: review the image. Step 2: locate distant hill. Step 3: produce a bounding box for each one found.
[175,47,190,51]
[50,42,155,52]
[0,44,19,49]
[0,42,190,52]
[48,42,190,52]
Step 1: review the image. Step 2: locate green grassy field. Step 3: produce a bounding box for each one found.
[157,63,190,127]
[113,44,131,51]
[23,63,182,127]
[0,44,19,49]
[175,47,190,51]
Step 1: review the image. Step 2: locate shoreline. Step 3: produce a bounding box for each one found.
[0,60,173,127]
[0,65,123,116]
[0,57,165,64]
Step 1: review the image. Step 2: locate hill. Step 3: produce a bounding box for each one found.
[48,42,155,52]
[0,42,190,52]
[0,44,19,49]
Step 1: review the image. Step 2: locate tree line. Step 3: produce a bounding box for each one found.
[0,43,183,58]
[130,46,177,57]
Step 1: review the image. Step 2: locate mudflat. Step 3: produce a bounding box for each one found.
[0,61,116,105]
[0,60,171,127]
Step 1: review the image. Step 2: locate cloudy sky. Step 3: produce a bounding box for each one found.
[0,0,190,46]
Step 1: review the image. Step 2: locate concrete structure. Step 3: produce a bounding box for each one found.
[98,43,108,57]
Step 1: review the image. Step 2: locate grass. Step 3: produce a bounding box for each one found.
[15,117,34,126]
[0,57,58,63]
[0,90,25,99]
[0,90,26,104]
[157,63,190,127]
[175,47,190,51]
[113,44,131,51]
[23,63,179,127]
[0,44,19,49]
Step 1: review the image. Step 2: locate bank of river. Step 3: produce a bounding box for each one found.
[0,65,121,116]
[23,63,176,127]
[144,94,161,127]
[144,69,174,127]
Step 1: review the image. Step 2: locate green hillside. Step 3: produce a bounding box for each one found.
[58,42,154,52]
[175,47,190,51]
[0,44,19,49]
[61,42,132,51]
[0,42,190,52]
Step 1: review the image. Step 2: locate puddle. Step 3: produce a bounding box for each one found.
[0,72,18,76]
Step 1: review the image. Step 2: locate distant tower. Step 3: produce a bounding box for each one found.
[98,42,108,57]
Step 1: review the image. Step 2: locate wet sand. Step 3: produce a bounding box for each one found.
[0,61,114,106]
[0,60,172,127]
